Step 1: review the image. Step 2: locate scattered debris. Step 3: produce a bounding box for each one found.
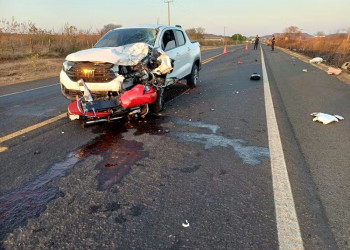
[327,67,342,75]
[211,108,215,111]
[311,112,344,125]
[182,220,190,228]
[61,131,65,134]
[34,150,41,155]
[341,62,349,71]
[165,129,170,133]
[233,91,239,94]
[302,69,308,72]
[237,61,243,64]
[309,57,324,64]
[250,73,261,80]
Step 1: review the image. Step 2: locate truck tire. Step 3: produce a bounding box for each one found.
[187,64,199,88]
[150,88,165,113]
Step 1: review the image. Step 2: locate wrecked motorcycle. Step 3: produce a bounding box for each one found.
[67,46,173,127]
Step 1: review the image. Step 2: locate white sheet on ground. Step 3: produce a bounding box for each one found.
[311,112,344,125]
[309,57,323,64]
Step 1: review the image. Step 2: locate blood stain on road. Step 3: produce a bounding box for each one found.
[0,115,166,244]
[0,153,78,243]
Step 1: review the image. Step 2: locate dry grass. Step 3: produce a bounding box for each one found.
[0,58,64,86]
[276,34,350,67]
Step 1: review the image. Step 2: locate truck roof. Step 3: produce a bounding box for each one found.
[113,24,181,30]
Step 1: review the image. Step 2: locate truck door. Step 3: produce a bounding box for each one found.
[174,29,192,78]
[160,29,186,80]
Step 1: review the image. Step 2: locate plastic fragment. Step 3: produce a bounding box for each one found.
[211,108,215,111]
[327,67,342,75]
[341,62,349,71]
[302,69,308,72]
[238,61,243,64]
[182,220,190,228]
[310,112,344,125]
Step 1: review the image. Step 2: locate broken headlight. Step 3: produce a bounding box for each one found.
[63,61,73,72]
[111,64,119,76]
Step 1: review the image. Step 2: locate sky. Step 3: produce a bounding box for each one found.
[0,0,349,37]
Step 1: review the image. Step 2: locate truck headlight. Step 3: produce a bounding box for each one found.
[111,64,119,75]
[63,61,72,72]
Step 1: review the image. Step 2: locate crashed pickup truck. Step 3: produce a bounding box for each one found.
[60,24,201,126]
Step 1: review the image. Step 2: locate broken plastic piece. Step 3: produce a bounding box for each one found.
[78,79,93,102]
[310,112,344,125]
[152,53,173,75]
[302,69,308,72]
[327,67,342,75]
[238,61,243,64]
[250,73,261,80]
[309,57,323,64]
[341,62,349,71]
[182,220,190,228]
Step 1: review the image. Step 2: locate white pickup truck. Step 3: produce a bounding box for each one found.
[60,24,201,111]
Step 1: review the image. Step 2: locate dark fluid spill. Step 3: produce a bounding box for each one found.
[77,116,167,191]
[0,153,78,242]
[0,115,168,244]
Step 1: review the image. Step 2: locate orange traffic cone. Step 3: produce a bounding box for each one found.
[245,44,248,50]
[223,45,227,54]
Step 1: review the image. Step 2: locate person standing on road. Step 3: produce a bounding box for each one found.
[254,35,259,50]
[271,35,276,51]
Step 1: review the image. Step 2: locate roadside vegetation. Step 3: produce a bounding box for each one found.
[1,18,348,85]
[275,26,350,67]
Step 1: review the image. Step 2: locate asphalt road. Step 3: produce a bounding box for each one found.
[0,45,349,249]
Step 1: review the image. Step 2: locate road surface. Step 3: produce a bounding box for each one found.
[0,45,349,249]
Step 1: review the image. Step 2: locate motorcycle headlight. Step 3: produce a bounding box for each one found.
[63,61,72,72]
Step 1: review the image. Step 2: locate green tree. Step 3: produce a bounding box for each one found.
[231,34,246,42]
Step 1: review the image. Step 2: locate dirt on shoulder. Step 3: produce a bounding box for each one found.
[0,58,64,87]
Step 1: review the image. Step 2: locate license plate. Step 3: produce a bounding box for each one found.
[68,114,80,120]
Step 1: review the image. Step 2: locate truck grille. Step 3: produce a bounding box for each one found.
[66,62,116,83]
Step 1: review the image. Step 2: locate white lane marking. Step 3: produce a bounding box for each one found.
[0,83,59,98]
[261,47,304,250]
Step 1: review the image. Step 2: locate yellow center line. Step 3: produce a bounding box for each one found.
[202,50,231,65]
[0,49,232,150]
[0,113,67,144]
[0,147,8,153]
[202,59,214,64]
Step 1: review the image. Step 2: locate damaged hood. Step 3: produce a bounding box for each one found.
[66,42,150,66]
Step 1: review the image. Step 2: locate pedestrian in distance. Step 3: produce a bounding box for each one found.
[254,35,259,50]
[271,35,276,51]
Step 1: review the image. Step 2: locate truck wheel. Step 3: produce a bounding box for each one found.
[150,88,165,113]
[187,64,199,88]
